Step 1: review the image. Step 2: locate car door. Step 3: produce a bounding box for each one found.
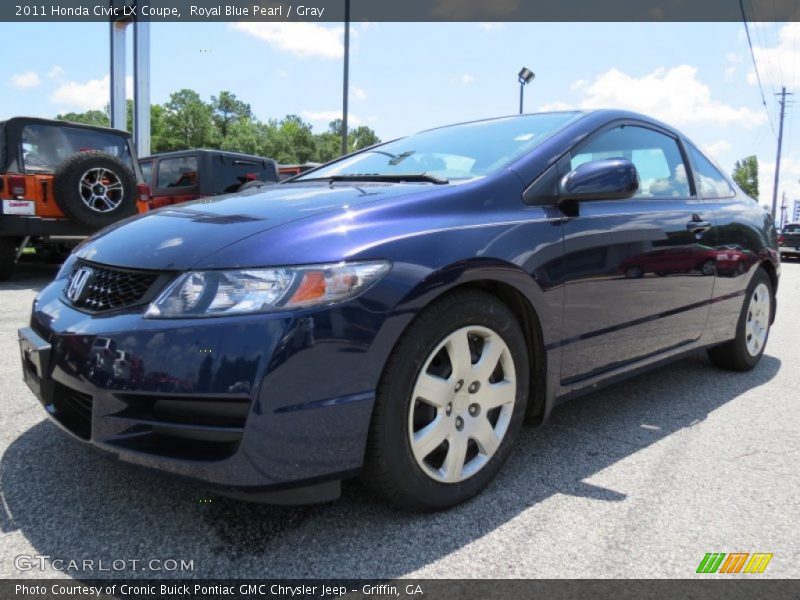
[559,122,715,387]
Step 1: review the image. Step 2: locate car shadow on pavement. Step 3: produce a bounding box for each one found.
[0,262,60,293]
[0,353,781,578]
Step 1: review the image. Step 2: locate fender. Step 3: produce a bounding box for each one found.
[366,257,562,424]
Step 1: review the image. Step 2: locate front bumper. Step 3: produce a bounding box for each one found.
[20,279,390,501]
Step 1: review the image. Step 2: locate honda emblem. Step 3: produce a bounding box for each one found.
[66,267,93,302]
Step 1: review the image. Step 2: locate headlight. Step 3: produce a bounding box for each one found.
[144,260,390,318]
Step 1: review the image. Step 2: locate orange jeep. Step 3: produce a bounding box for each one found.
[0,117,149,279]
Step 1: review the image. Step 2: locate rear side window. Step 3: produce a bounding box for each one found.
[571,125,691,198]
[140,160,153,186]
[157,156,198,189]
[210,156,278,194]
[687,144,735,198]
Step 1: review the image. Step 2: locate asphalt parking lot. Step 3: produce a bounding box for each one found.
[1,261,798,579]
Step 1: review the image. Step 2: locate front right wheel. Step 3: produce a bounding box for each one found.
[363,290,529,511]
[707,268,773,371]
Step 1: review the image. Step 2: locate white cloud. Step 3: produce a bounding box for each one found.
[748,23,800,86]
[760,158,800,210]
[541,65,766,128]
[51,74,132,110]
[351,85,367,100]
[701,140,731,158]
[231,22,343,59]
[302,110,362,125]
[725,52,743,64]
[48,65,65,80]
[724,65,737,80]
[478,23,503,31]
[11,71,41,89]
[460,73,475,85]
[570,79,588,91]
[538,100,573,112]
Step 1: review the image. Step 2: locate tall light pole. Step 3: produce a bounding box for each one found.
[341,0,351,156]
[518,67,535,114]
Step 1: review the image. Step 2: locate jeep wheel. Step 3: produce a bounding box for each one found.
[0,237,17,281]
[53,151,137,230]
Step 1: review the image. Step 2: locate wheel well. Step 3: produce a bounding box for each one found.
[759,260,778,323]
[458,280,547,422]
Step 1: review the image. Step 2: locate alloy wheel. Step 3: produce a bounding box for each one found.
[745,282,770,357]
[78,167,124,213]
[407,325,516,484]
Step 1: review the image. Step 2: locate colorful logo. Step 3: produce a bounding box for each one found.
[696,552,773,574]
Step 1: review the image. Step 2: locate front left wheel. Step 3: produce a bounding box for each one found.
[363,290,530,511]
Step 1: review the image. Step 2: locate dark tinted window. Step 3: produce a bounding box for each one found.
[687,144,735,198]
[211,156,278,194]
[157,156,198,189]
[571,125,690,198]
[785,224,800,233]
[21,124,133,173]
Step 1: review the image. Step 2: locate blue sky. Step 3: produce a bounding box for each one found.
[2,21,798,213]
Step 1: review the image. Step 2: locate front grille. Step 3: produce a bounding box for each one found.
[66,261,163,313]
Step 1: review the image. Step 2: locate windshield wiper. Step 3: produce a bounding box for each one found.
[297,173,449,185]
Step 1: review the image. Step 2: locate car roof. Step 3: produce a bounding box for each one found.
[417,109,683,137]
[0,116,133,138]
[141,149,274,162]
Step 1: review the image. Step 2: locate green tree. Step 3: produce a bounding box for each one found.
[312,119,381,162]
[733,155,759,199]
[271,115,316,163]
[211,91,252,140]
[350,125,380,151]
[56,109,110,127]
[162,89,216,150]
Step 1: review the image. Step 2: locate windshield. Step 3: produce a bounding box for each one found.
[21,123,134,173]
[785,224,800,233]
[294,112,581,183]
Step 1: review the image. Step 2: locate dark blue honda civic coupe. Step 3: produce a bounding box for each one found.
[19,110,779,510]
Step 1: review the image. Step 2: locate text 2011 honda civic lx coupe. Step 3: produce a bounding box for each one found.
[19,110,779,510]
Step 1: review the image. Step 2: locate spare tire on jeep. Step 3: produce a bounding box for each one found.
[53,151,137,230]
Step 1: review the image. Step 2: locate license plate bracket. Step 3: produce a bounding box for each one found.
[18,327,52,399]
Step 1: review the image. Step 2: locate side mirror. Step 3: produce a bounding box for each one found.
[558,158,639,202]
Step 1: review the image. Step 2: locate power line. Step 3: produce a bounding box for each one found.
[739,0,778,137]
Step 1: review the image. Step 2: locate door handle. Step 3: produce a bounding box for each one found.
[687,219,711,233]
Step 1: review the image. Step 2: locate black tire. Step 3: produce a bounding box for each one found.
[53,151,137,230]
[362,289,530,511]
[0,237,17,281]
[625,266,644,279]
[698,259,716,276]
[707,268,773,371]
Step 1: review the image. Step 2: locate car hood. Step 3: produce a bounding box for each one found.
[74,182,434,270]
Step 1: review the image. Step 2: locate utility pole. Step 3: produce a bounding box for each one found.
[771,86,792,219]
[340,0,350,156]
[780,192,787,229]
